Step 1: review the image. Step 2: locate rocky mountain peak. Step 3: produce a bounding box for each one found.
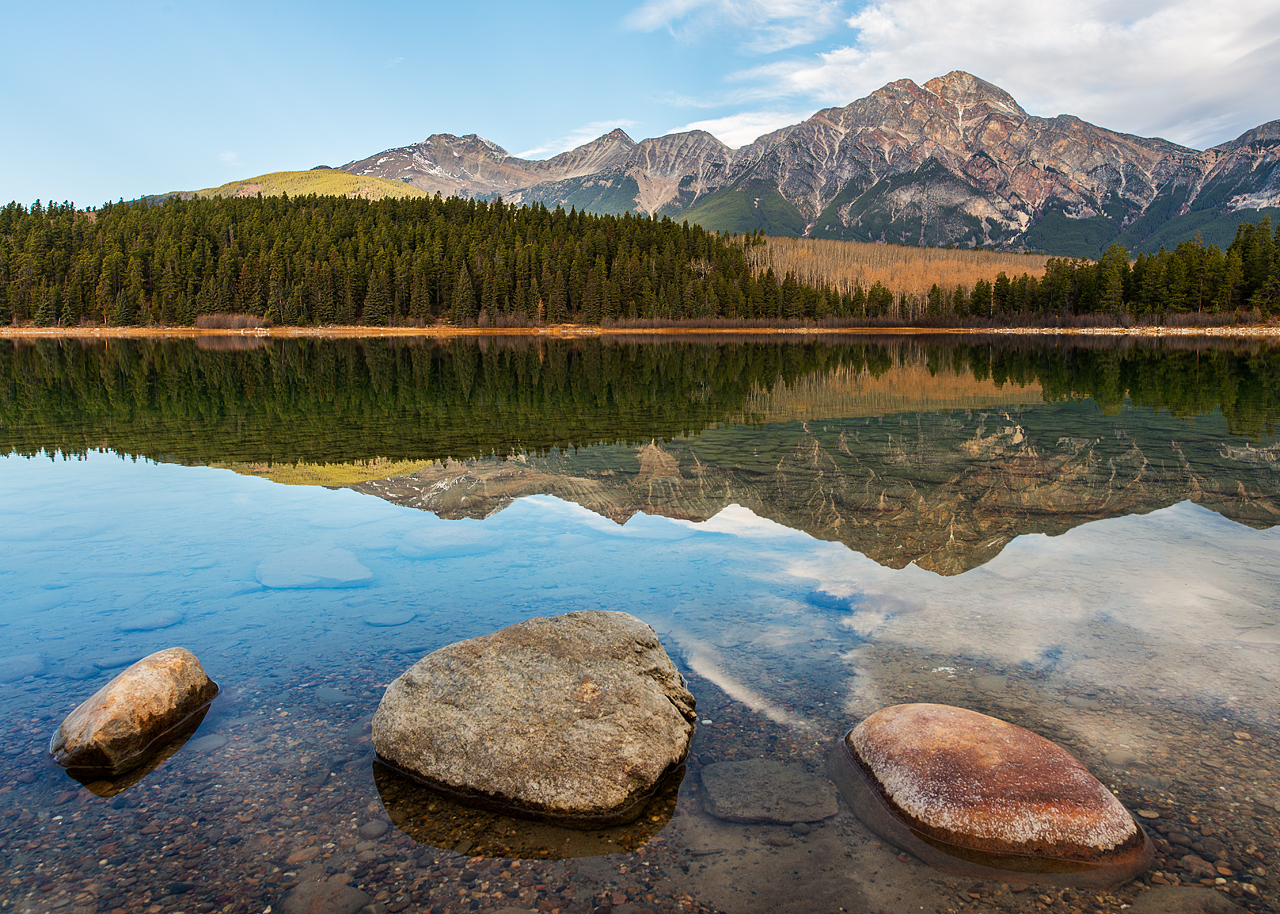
[1218,119,1280,149]
[420,133,510,157]
[632,130,731,159]
[534,129,638,180]
[923,71,1027,120]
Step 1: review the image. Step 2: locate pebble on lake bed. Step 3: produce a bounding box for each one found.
[49,647,219,777]
[831,703,1154,887]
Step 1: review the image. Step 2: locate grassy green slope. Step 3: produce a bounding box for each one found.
[192,170,428,200]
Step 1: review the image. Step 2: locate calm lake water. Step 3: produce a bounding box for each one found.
[1,335,1277,914]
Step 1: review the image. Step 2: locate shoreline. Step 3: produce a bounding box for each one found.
[3,323,1280,340]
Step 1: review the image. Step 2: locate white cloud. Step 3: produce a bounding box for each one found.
[665,109,807,147]
[732,0,1280,147]
[515,119,639,160]
[218,150,241,168]
[782,502,1280,719]
[625,0,845,52]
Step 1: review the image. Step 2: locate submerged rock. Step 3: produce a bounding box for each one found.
[278,881,370,914]
[256,545,372,589]
[1128,885,1248,913]
[372,610,695,827]
[49,647,219,777]
[832,703,1153,887]
[700,759,838,824]
[116,611,184,632]
[0,653,44,682]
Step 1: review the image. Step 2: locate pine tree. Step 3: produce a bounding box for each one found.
[451,265,476,326]
[364,268,392,326]
[177,293,196,326]
[112,288,136,325]
[32,284,56,326]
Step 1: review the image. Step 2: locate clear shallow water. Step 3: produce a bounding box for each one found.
[1,337,1278,914]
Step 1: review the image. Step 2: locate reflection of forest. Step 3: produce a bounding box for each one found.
[0,336,863,463]
[4,335,1280,466]
[5,335,1279,573]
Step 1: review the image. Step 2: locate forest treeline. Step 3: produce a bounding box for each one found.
[1,194,1278,327]
[3,337,1278,465]
[0,195,859,327]
[827,220,1280,323]
[956,223,1280,323]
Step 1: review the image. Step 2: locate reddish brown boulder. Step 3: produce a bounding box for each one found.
[49,647,219,776]
[831,703,1153,887]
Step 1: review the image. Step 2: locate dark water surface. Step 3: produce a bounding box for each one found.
[1,335,1278,914]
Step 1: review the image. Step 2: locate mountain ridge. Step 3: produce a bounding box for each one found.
[341,71,1280,257]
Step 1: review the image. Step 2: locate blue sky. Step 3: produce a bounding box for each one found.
[3,0,1278,208]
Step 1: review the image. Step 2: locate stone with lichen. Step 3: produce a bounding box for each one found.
[832,703,1153,886]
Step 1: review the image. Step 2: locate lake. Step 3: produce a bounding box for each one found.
[1,334,1277,914]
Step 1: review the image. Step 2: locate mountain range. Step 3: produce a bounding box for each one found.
[341,71,1280,258]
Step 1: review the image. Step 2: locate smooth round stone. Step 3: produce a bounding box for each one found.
[0,654,45,682]
[357,819,389,840]
[1105,749,1145,768]
[1128,885,1249,913]
[831,703,1153,887]
[278,881,370,914]
[286,846,321,865]
[315,686,354,705]
[60,664,101,681]
[117,612,184,633]
[93,653,143,670]
[185,734,229,753]
[256,546,372,589]
[364,611,415,627]
[396,529,495,560]
[50,647,219,776]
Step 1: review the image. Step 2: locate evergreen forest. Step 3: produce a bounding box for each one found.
[1,194,1278,327]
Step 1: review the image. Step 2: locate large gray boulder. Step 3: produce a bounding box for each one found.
[372,610,695,827]
[50,647,219,776]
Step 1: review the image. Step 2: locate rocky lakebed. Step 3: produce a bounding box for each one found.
[4,614,1275,914]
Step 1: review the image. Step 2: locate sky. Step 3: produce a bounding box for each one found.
[3,0,1279,208]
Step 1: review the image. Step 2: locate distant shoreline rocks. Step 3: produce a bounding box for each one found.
[831,703,1154,887]
[372,610,696,828]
